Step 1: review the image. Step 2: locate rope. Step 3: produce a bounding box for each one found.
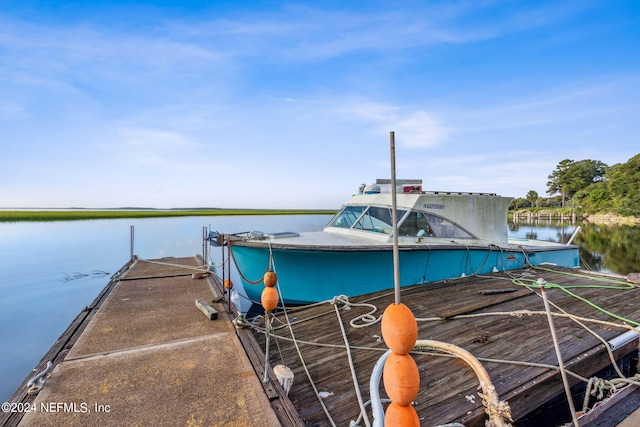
[350,399,393,427]
[510,274,640,327]
[232,313,253,329]
[582,374,640,412]
[420,246,431,284]
[478,382,513,427]
[540,291,627,379]
[332,299,371,427]
[226,238,266,285]
[267,257,338,427]
[417,310,640,333]
[137,257,211,272]
[535,265,639,288]
[331,295,382,328]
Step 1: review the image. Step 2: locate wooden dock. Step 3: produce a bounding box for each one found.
[0,256,298,427]
[247,266,640,426]
[4,257,640,426]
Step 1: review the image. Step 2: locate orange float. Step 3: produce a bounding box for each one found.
[381,303,418,354]
[261,286,279,311]
[383,352,420,405]
[224,279,233,289]
[264,270,277,287]
[384,401,420,427]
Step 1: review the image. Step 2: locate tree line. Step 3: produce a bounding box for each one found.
[510,153,640,217]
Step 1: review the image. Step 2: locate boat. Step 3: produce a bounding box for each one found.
[215,179,580,305]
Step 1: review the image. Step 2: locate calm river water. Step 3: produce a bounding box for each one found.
[1,215,639,401]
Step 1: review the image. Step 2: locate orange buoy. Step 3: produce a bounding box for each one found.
[381,303,418,354]
[383,352,420,405]
[264,270,277,287]
[384,401,420,427]
[261,286,279,311]
[224,279,233,289]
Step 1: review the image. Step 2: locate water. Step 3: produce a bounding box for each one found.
[0,214,331,402]
[1,216,639,402]
[509,221,640,275]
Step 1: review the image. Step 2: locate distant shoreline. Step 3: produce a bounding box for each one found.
[0,209,337,222]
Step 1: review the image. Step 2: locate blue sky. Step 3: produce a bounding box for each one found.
[1,1,638,209]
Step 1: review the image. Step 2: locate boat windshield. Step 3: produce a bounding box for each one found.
[328,205,407,234]
[329,206,473,238]
[398,211,473,238]
[353,206,406,234]
[328,206,367,228]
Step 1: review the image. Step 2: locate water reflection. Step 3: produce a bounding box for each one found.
[575,223,640,275]
[510,221,640,275]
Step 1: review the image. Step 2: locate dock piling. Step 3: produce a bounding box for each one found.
[130,225,135,260]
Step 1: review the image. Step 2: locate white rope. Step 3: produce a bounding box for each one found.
[268,255,338,427]
[416,310,639,333]
[332,298,371,427]
[331,295,382,328]
[137,257,211,272]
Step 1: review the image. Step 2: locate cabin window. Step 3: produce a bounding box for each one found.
[423,212,473,238]
[353,207,406,234]
[398,211,435,237]
[328,206,367,228]
[398,211,473,238]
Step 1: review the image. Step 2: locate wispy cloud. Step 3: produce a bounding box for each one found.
[0,16,223,85]
[160,1,589,62]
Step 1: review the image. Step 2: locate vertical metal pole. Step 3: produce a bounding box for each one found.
[202,227,208,265]
[540,281,580,427]
[221,236,226,294]
[227,241,232,312]
[130,225,135,260]
[205,228,209,265]
[390,131,400,305]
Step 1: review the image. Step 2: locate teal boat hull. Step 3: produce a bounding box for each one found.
[230,244,580,305]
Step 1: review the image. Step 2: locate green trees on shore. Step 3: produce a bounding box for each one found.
[511,154,640,217]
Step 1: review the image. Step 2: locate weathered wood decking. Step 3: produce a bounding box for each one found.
[247,266,640,426]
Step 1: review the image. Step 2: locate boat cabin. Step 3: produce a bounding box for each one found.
[325,180,513,244]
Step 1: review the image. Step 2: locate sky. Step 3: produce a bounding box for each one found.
[1,1,638,209]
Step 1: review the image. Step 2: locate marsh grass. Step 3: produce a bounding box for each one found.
[0,209,336,222]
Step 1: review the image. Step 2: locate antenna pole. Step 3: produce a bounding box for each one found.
[390,132,400,305]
